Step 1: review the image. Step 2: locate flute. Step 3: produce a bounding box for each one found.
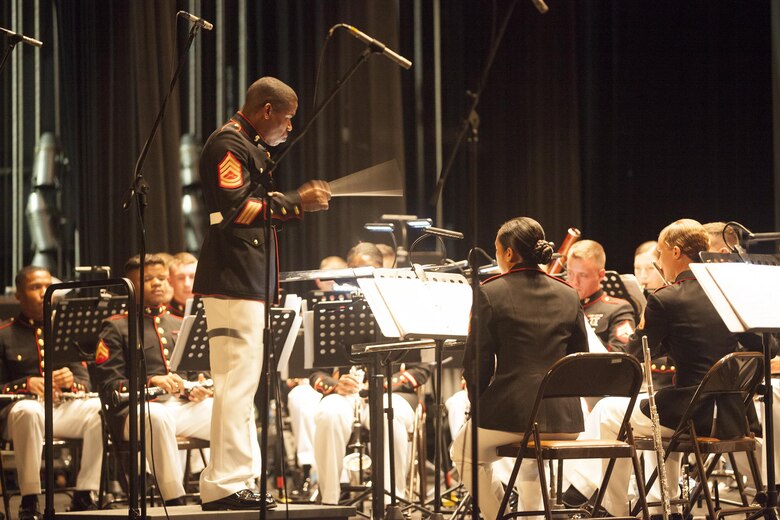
[111,379,213,407]
[642,335,672,520]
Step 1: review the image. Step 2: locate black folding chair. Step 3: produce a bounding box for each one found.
[495,352,650,520]
[631,351,764,520]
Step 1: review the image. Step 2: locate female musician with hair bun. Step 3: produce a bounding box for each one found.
[450,216,589,520]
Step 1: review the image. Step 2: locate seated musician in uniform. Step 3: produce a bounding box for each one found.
[566,240,635,352]
[92,254,218,506]
[634,241,666,294]
[166,252,198,318]
[450,217,589,520]
[311,242,430,505]
[0,266,102,519]
[703,221,740,253]
[564,219,770,516]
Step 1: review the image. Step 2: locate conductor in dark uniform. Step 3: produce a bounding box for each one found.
[450,217,589,520]
[565,219,768,515]
[193,76,331,510]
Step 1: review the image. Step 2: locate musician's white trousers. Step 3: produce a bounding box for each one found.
[314,392,415,505]
[123,398,212,501]
[445,389,516,485]
[200,298,263,503]
[4,398,103,496]
[565,396,680,515]
[287,382,320,467]
[451,421,575,520]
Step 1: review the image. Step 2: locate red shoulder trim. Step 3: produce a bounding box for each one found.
[651,276,695,295]
[0,321,14,331]
[482,268,574,289]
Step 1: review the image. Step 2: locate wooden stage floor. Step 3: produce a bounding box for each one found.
[54,503,356,519]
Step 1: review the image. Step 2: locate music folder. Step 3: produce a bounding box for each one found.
[357,268,472,340]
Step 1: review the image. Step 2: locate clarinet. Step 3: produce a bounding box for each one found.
[642,335,672,520]
[111,378,213,407]
[0,391,99,402]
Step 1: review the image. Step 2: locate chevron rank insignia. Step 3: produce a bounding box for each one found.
[95,340,110,365]
[218,151,243,189]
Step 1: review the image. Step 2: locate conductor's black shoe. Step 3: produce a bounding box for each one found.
[19,495,41,520]
[70,490,99,511]
[561,485,589,508]
[202,489,277,511]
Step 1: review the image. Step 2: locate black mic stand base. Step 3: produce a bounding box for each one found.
[384,505,405,520]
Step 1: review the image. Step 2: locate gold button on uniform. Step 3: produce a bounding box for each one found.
[161,337,168,345]
[163,348,170,357]
[38,339,44,346]
[158,327,165,334]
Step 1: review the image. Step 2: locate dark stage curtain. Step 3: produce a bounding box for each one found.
[433,0,774,272]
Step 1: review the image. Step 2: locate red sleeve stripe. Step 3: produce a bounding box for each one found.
[234,200,263,225]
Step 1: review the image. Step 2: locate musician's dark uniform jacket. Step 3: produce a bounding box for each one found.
[582,289,635,352]
[91,306,185,437]
[193,112,303,302]
[166,300,186,318]
[627,270,772,437]
[0,314,89,411]
[465,268,589,433]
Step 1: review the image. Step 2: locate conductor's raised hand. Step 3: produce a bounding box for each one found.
[297,180,331,212]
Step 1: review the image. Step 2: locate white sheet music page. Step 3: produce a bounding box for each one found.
[170,315,196,371]
[690,264,745,333]
[372,270,471,339]
[705,263,780,332]
[356,278,401,338]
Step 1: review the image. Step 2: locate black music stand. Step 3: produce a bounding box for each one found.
[692,254,780,520]
[311,299,384,369]
[43,279,138,520]
[171,308,210,373]
[52,295,130,362]
[601,270,646,320]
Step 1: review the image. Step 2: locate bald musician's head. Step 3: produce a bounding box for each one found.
[347,242,383,269]
[242,77,298,147]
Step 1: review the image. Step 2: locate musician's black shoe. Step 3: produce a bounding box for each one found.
[202,489,277,510]
[650,513,684,520]
[561,485,589,508]
[70,490,99,511]
[164,496,187,507]
[19,494,41,520]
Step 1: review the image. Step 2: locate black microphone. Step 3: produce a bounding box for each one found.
[531,0,549,14]
[333,24,412,70]
[177,11,214,31]
[0,26,43,48]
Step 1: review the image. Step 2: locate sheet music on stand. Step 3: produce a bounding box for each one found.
[52,295,129,362]
[691,261,780,333]
[357,269,471,340]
